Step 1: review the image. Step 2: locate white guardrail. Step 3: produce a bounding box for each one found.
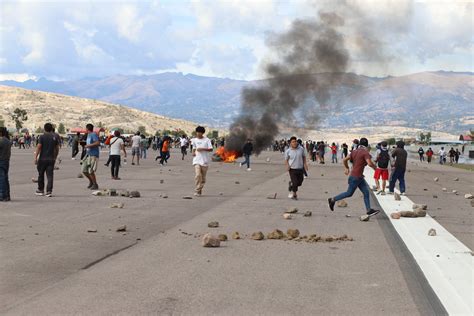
[364,168,473,315]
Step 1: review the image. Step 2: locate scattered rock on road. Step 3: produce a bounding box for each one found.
[453,177,459,181]
[92,190,104,196]
[251,232,264,240]
[442,188,447,192]
[208,221,219,228]
[412,204,428,210]
[116,225,127,232]
[336,200,348,207]
[218,234,228,241]
[130,191,141,198]
[202,233,221,247]
[120,190,130,197]
[267,193,277,199]
[267,229,285,239]
[283,214,293,220]
[413,209,427,217]
[400,211,416,218]
[160,179,164,184]
[433,195,438,198]
[87,228,98,233]
[182,196,193,199]
[232,232,241,239]
[287,229,300,239]
[303,211,312,217]
[452,190,458,194]
[110,202,124,209]
[434,177,439,182]
[285,207,298,214]
[428,228,437,236]
[360,215,370,222]
[235,181,240,184]
[464,194,473,199]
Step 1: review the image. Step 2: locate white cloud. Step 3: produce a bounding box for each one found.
[116,5,144,42]
[0,73,37,82]
[21,32,45,65]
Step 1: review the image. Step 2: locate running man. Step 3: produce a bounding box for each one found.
[285,136,308,200]
[180,135,188,160]
[191,126,213,196]
[328,138,379,218]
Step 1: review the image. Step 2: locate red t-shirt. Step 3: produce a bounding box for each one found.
[331,145,337,154]
[350,147,371,178]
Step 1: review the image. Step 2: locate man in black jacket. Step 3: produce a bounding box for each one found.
[240,139,253,171]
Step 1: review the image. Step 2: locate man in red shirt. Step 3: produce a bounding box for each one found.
[328,138,380,218]
[330,142,338,163]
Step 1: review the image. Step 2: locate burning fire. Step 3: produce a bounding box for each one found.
[215,147,240,163]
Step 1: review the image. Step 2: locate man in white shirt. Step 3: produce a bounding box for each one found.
[131,131,142,166]
[437,147,446,165]
[108,130,127,180]
[191,126,213,196]
[180,135,189,160]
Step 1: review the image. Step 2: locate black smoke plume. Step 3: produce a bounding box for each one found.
[225,10,364,154]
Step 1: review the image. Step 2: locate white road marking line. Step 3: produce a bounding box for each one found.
[364,168,473,315]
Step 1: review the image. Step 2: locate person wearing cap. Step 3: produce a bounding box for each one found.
[328,137,380,218]
[388,140,407,195]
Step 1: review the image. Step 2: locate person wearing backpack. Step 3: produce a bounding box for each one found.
[418,147,425,162]
[374,141,391,195]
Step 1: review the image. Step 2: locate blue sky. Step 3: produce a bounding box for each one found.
[0,0,472,81]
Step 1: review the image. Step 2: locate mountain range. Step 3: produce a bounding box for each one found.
[1,71,472,134]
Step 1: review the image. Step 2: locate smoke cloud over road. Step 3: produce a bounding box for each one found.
[225,3,396,154]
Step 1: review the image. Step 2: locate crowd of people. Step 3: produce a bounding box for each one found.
[0,124,470,222]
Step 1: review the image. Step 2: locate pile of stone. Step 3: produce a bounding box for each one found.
[201,227,353,247]
[391,203,428,219]
[92,189,140,198]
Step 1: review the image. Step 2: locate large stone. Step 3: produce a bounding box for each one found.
[267,229,285,240]
[390,212,401,219]
[412,204,428,210]
[218,234,228,241]
[400,211,416,217]
[464,194,473,199]
[394,192,401,201]
[202,233,221,247]
[336,200,348,207]
[208,221,219,228]
[130,191,141,198]
[360,215,370,222]
[251,232,264,240]
[232,232,241,240]
[428,228,437,236]
[287,229,300,239]
[285,207,298,214]
[414,209,427,217]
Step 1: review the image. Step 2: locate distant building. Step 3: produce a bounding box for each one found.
[459,134,473,143]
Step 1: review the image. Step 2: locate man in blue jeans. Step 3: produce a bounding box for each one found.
[0,127,11,201]
[388,140,407,195]
[328,137,380,218]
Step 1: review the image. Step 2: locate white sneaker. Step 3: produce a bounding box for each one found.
[239,163,243,168]
[400,192,406,196]
[247,168,251,171]
[304,175,308,179]
[194,192,201,197]
[288,193,294,199]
